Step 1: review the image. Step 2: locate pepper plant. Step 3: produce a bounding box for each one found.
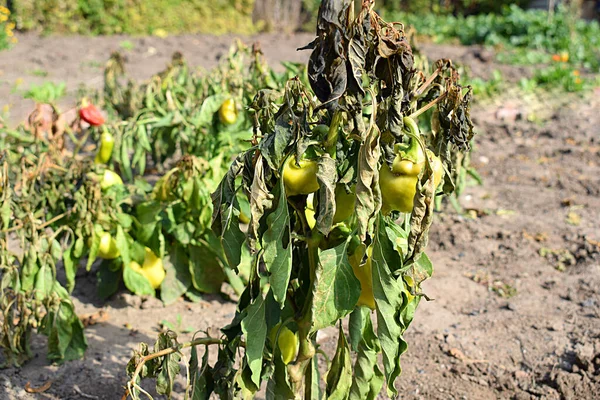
[125,0,474,398]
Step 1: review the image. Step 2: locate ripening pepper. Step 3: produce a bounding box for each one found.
[129,248,166,289]
[218,98,237,125]
[79,98,105,126]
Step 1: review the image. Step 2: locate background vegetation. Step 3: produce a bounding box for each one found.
[1,0,553,36]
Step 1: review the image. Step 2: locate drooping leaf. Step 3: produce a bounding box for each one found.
[349,308,384,400]
[261,180,292,307]
[371,216,409,397]
[315,154,337,235]
[248,155,275,250]
[188,342,214,399]
[155,332,182,397]
[325,324,353,400]
[240,291,267,389]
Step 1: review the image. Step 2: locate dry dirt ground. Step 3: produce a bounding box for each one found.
[1,33,599,400]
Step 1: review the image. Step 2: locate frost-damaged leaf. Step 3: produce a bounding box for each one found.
[310,241,361,333]
[438,85,474,151]
[349,308,385,400]
[303,0,350,106]
[160,245,192,305]
[325,324,353,399]
[355,120,381,240]
[211,156,245,269]
[347,4,370,96]
[259,114,296,173]
[154,332,182,397]
[240,291,267,389]
[315,154,337,235]
[261,180,292,307]
[406,166,435,266]
[249,155,274,250]
[372,215,408,397]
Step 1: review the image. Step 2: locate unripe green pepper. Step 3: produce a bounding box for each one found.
[94,129,115,164]
[282,155,319,196]
[379,117,444,214]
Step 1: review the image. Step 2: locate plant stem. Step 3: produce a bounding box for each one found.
[127,337,225,399]
[325,110,342,157]
[408,92,447,120]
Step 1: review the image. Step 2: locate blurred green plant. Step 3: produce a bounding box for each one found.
[388,4,600,71]
[23,82,67,104]
[10,0,256,35]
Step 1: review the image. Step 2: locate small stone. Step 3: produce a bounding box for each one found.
[514,370,529,380]
[581,298,596,308]
[574,343,594,370]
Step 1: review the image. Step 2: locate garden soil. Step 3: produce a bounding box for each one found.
[1,33,599,400]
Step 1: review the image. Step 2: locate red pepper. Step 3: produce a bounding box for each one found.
[79,98,105,126]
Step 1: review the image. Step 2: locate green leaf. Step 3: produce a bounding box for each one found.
[97,262,121,300]
[136,201,162,244]
[123,263,155,297]
[21,248,39,292]
[115,225,131,267]
[195,94,227,127]
[86,225,103,271]
[172,221,196,245]
[45,285,87,363]
[189,245,225,294]
[240,292,267,389]
[160,245,192,305]
[34,262,54,300]
[305,357,322,400]
[265,350,295,400]
[310,241,361,333]
[325,325,353,400]
[262,180,292,307]
[63,245,78,293]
